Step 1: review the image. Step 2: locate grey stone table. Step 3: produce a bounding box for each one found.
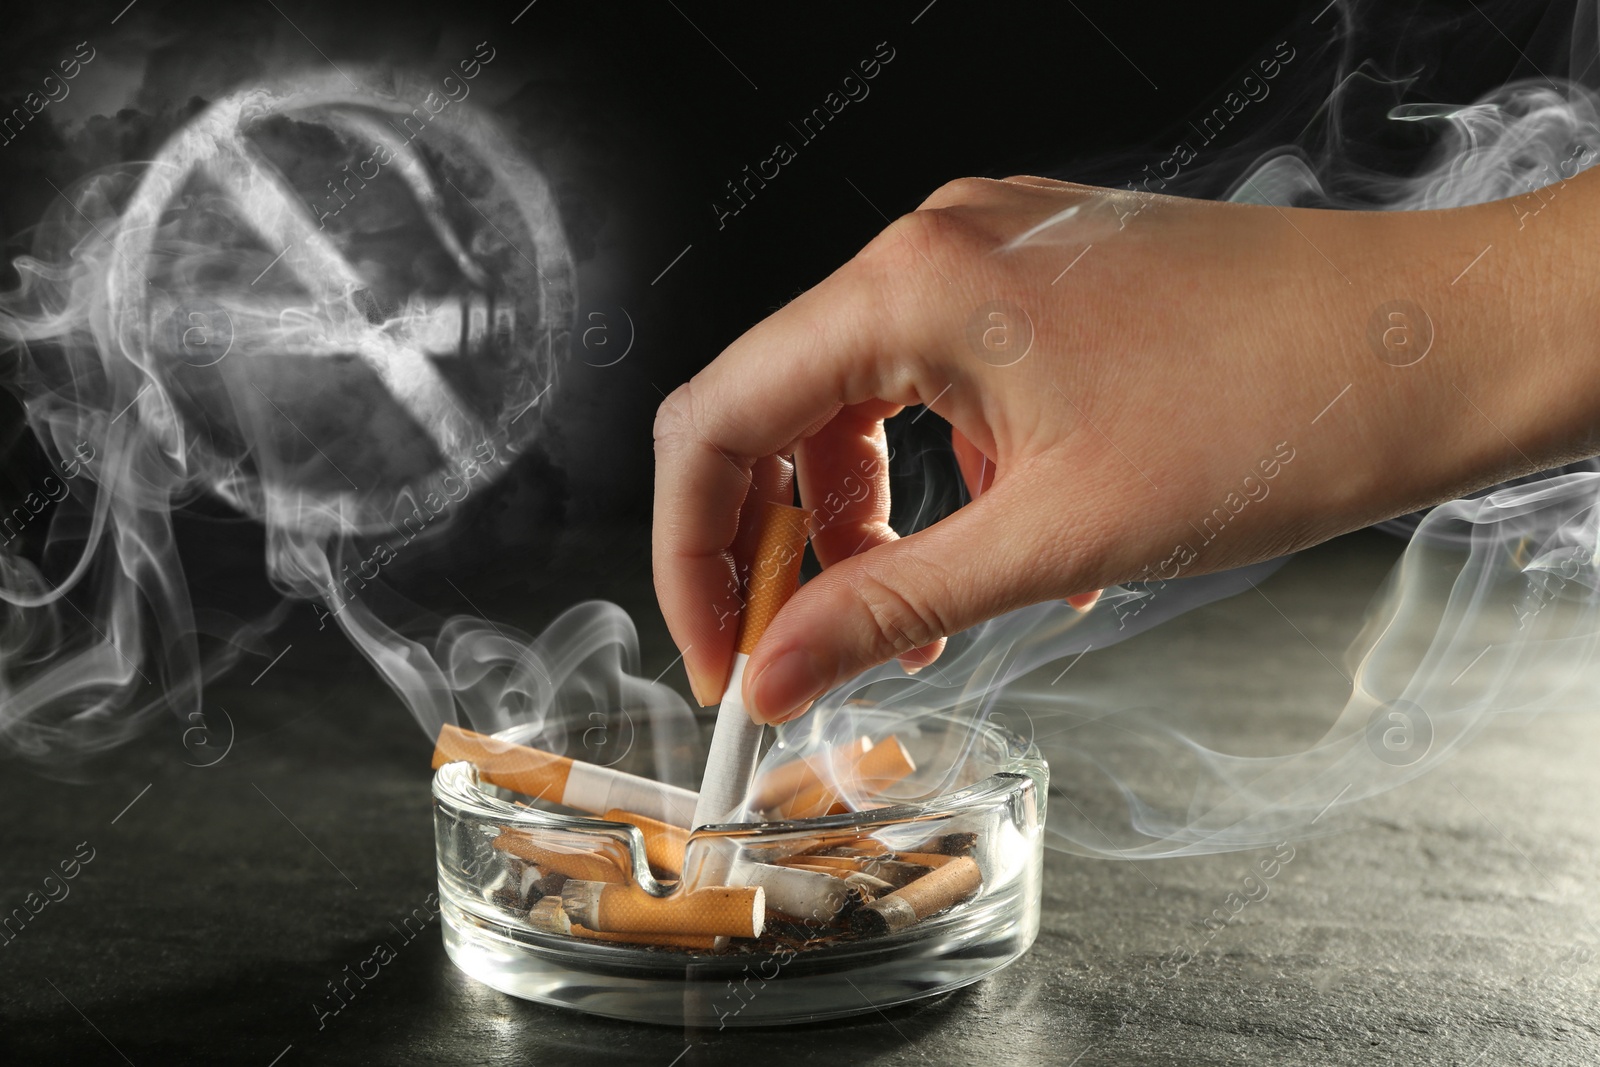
[3,528,1597,1065]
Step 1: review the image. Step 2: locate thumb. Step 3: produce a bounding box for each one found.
[741,471,1075,723]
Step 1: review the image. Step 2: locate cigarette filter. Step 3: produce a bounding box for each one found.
[692,501,811,829]
[769,735,917,820]
[741,862,863,923]
[562,880,766,939]
[851,856,982,936]
[433,724,698,827]
[602,808,689,875]
[748,736,873,812]
[492,829,627,885]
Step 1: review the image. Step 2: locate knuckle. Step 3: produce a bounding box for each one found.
[918,176,999,210]
[652,381,699,450]
[856,208,968,283]
[850,570,951,659]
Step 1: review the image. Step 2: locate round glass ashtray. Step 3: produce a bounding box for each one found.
[432,708,1046,1026]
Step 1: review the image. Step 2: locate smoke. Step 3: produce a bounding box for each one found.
[0,66,700,779]
[7,1,1600,863]
[756,0,1600,856]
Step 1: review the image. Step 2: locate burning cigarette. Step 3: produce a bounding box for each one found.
[603,808,689,875]
[529,896,718,950]
[748,736,872,812]
[433,723,697,827]
[562,880,766,939]
[851,856,983,936]
[691,502,811,829]
[768,735,918,820]
[492,829,627,885]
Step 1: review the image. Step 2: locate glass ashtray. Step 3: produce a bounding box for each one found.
[432,709,1046,1026]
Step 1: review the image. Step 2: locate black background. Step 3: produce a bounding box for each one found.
[0,2,1586,1064]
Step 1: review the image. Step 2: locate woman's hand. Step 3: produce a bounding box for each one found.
[654,174,1600,723]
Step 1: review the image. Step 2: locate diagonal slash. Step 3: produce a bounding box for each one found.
[109,384,151,425]
[1311,383,1352,424]
[44,979,135,1066]
[249,384,359,488]
[663,0,758,90]
[1052,244,1094,284]
[650,645,692,686]
[253,782,360,890]
[910,383,952,423]
[1244,577,1351,683]
[843,177,954,285]
[842,976,913,1042]
[1451,244,1493,285]
[652,244,693,286]
[1312,782,1351,823]
[1064,1,1158,90]
[1051,645,1093,684]
[1451,645,1491,686]
[251,644,293,685]
[251,246,291,286]
[111,783,153,825]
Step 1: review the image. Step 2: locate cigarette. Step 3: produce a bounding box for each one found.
[691,502,811,829]
[740,862,863,923]
[916,831,979,857]
[492,829,627,885]
[526,897,721,950]
[768,735,917,820]
[776,853,932,888]
[491,854,566,908]
[748,735,873,812]
[602,808,689,876]
[561,880,766,939]
[433,724,698,827]
[850,856,983,936]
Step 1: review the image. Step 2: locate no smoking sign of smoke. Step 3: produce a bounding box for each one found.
[109,70,576,534]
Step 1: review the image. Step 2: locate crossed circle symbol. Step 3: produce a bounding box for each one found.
[105,70,576,533]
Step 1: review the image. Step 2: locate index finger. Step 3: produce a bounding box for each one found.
[651,272,940,705]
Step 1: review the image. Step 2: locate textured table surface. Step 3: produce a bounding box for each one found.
[4,528,1598,1066]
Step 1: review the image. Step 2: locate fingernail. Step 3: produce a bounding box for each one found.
[746,648,832,724]
[898,659,923,676]
[1067,589,1102,613]
[687,662,724,707]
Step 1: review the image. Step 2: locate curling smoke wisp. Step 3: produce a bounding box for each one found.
[6,5,1600,862]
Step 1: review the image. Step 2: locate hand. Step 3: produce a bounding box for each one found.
[654,173,1600,723]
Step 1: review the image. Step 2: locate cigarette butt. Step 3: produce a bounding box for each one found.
[434,724,698,827]
[692,502,811,830]
[768,735,917,820]
[528,895,719,950]
[742,862,863,923]
[890,851,960,869]
[914,831,978,857]
[493,829,627,885]
[776,863,895,897]
[851,856,982,936]
[749,736,873,812]
[491,856,562,909]
[562,880,766,939]
[842,871,897,898]
[777,853,931,887]
[603,808,689,875]
[528,894,573,934]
